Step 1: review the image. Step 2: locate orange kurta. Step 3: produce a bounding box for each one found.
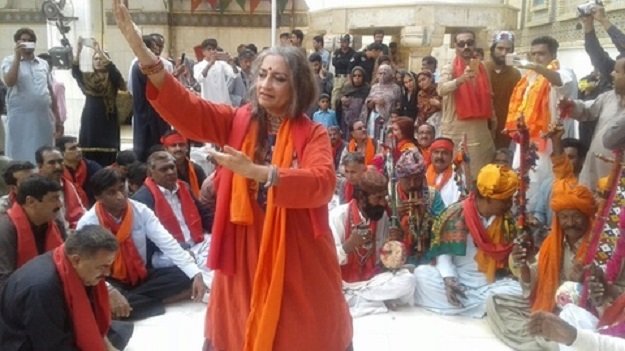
[148,74,352,351]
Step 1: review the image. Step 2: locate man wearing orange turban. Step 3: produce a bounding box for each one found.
[486,129,596,349]
[413,163,521,318]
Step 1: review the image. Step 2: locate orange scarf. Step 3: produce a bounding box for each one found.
[230,120,259,226]
[348,138,375,165]
[505,60,559,149]
[426,165,453,191]
[452,56,493,120]
[62,181,85,230]
[63,160,89,206]
[462,193,513,283]
[144,177,204,244]
[95,202,147,286]
[243,119,294,351]
[52,245,110,351]
[186,159,201,198]
[7,202,63,268]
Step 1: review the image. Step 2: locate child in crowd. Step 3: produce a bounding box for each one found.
[312,93,338,128]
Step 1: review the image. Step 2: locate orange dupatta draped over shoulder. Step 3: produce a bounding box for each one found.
[186,159,201,198]
[452,57,492,120]
[505,60,559,150]
[95,202,147,286]
[426,165,453,191]
[348,138,375,166]
[243,120,294,351]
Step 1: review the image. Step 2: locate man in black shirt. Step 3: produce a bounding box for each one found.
[348,43,382,84]
[332,34,356,109]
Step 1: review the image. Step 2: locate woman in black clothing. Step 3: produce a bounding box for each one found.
[399,71,418,119]
[72,38,125,166]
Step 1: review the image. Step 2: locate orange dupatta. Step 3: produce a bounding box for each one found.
[426,165,453,191]
[348,138,375,165]
[186,159,201,198]
[505,60,559,150]
[95,202,147,286]
[243,119,294,351]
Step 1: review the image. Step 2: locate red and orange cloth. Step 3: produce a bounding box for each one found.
[7,202,63,268]
[530,179,595,312]
[95,202,147,286]
[160,132,201,197]
[505,60,560,150]
[143,177,204,244]
[62,180,86,230]
[340,199,378,283]
[425,138,455,191]
[452,56,493,120]
[53,245,111,351]
[63,160,88,206]
[347,138,376,166]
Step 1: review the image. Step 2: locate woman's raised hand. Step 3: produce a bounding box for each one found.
[112,0,156,66]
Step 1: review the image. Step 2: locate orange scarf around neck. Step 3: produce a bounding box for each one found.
[452,56,492,120]
[7,202,63,268]
[348,138,375,166]
[426,165,453,191]
[531,221,590,312]
[243,119,294,351]
[95,202,147,286]
[63,160,88,206]
[505,60,559,149]
[53,245,110,351]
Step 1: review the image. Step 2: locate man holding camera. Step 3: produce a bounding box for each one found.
[505,35,578,202]
[193,38,236,105]
[1,28,61,163]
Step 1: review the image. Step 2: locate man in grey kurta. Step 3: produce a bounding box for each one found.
[568,57,625,191]
[1,28,58,163]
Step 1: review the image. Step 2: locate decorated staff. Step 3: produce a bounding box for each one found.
[453,133,472,199]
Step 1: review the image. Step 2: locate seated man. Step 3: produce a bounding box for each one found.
[0,225,132,351]
[329,126,345,170]
[529,311,625,351]
[393,149,445,261]
[36,146,85,230]
[107,149,138,181]
[413,164,521,318]
[426,137,462,207]
[132,152,212,281]
[0,175,65,290]
[57,135,102,207]
[77,168,207,320]
[330,170,415,317]
[161,131,206,197]
[337,152,367,205]
[486,131,596,350]
[0,161,36,213]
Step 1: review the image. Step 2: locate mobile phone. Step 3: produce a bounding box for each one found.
[505,53,529,67]
[82,37,96,48]
[469,58,480,72]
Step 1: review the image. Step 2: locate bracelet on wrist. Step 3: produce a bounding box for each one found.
[139,59,164,76]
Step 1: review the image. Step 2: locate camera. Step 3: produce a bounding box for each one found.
[577,0,602,17]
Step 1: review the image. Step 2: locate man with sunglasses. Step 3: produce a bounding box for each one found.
[438,29,496,179]
[505,35,578,202]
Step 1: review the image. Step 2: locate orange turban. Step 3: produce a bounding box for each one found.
[532,180,595,312]
[476,164,518,200]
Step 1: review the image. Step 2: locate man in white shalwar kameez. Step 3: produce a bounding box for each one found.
[329,170,416,317]
[413,164,522,318]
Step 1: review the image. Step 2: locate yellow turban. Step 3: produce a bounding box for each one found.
[597,176,610,193]
[476,164,519,200]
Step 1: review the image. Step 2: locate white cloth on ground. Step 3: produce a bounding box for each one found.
[343,269,416,317]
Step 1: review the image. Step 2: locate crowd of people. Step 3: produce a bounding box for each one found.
[1,0,625,350]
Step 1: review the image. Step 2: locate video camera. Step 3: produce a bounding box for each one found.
[577,0,603,17]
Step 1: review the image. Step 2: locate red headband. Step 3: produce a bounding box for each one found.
[430,139,454,152]
[161,133,188,146]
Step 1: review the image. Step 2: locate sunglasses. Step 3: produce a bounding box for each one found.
[353,74,363,77]
[456,40,475,48]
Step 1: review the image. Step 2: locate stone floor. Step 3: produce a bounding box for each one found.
[126,301,513,351]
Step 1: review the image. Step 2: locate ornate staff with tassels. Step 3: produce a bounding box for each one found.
[579,151,625,310]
